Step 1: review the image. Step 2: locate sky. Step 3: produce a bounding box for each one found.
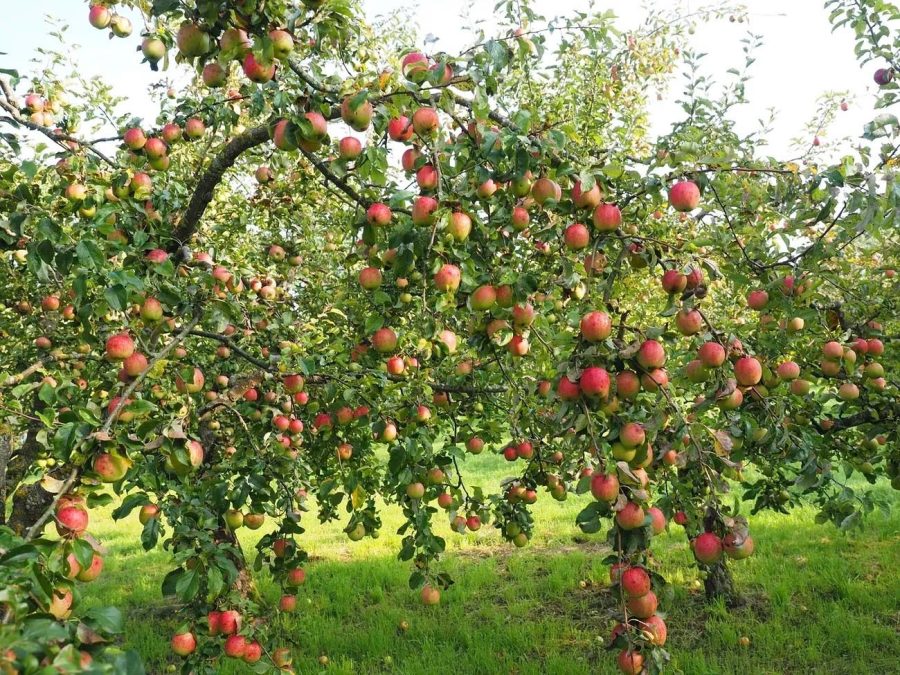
[0,1,884,158]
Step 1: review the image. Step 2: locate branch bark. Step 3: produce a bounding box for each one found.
[169,125,271,250]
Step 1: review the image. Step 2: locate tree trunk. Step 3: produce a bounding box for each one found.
[0,432,11,525]
[701,507,742,607]
[6,426,55,536]
[704,560,742,606]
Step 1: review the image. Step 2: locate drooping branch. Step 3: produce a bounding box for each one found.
[169,125,271,249]
[0,80,120,168]
[22,313,203,541]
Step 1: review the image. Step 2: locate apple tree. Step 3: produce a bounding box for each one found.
[0,0,897,673]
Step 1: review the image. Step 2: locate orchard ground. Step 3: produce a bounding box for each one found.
[83,452,899,674]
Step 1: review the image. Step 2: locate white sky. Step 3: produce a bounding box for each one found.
[0,1,882,158]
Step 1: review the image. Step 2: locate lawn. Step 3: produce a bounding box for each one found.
[81,452,900,674]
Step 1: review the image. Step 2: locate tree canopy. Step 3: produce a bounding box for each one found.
[0,1,897,673]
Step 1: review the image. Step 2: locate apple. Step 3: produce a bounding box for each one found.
[359,267,383,289]
[176,22,210,58]
[617,649,644,675]
[402,52,429,81]
[171,631,196,656]
[621,567,651,597]
[223,635,247,658]
[616,371,640,399]
[420,584,441,605]
[592,203,621,231]
[406,482,425,499]
[698,341,726,368]
[564,223,590,249]
[470,285,496,311]
[777,361,800,380]
[372,328,398,353]
[341,94,373,131]
[668,180,700,211]
[675,309,703,335]
[734,356,762,386]
[747,290,769,310]
[388,116,413,142]
[434,264,461,292]
[648,507,666,534]
[556,376,580,401]
[122,352,148,377]
[269,29,294,58]
[141,38,166,64]
[615,502,645,530]
[411,195,438,225]
[123,127,146,150]
[88,5,111,29]
[185,117,206,139]
[590,473,619,501]
[448,211,472,240]
[511,206,530,230]
[202,63,226,87]
[572,180,602,208]
[339,136,363,161]
[412,107,439,135]
[531,177,561,205]
[580,311,612,341]
[580,366,610,398]
[138,503,159,525]
[723,533,755,560]
[56,505,88,535]
[636,340,666,369]
[105,332,134,361]
[366,202,392,226]
[220,28,251,56]
[76,552,103,582]
[692,532,723,564]
[619,422,645,448]
[416,164,439,190]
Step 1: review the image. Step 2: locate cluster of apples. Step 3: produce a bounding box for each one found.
[87,4,132,38]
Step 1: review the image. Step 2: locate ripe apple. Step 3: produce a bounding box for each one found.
[366,202,392,226]
[572,180,602,208]
[668,180,700,211]
[698,341,726,367]
[223,635,247,658]
[615,502,645,530]
[434,264,461,292]
[590,473,619,501]
[420,584,441,605]
[734,356,762,386]
[580,366,610,398]
[692,532,723,564]
[105,333,134,361]
[592,203,621,231]
[621,567,651,598]
[171,631,196,656]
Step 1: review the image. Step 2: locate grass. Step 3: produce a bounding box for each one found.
[81,452,900,674]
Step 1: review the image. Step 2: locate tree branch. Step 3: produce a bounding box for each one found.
[169,125,271,249]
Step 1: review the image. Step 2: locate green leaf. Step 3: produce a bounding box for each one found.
[83,606,124,635]
[175,568,200,602]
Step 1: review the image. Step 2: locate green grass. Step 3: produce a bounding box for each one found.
[81,453,900,674]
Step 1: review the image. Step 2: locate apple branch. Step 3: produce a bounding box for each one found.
[0,105,119,169]
[22,314,202,542]
[297,146,370,209]
[169,126,271,249]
